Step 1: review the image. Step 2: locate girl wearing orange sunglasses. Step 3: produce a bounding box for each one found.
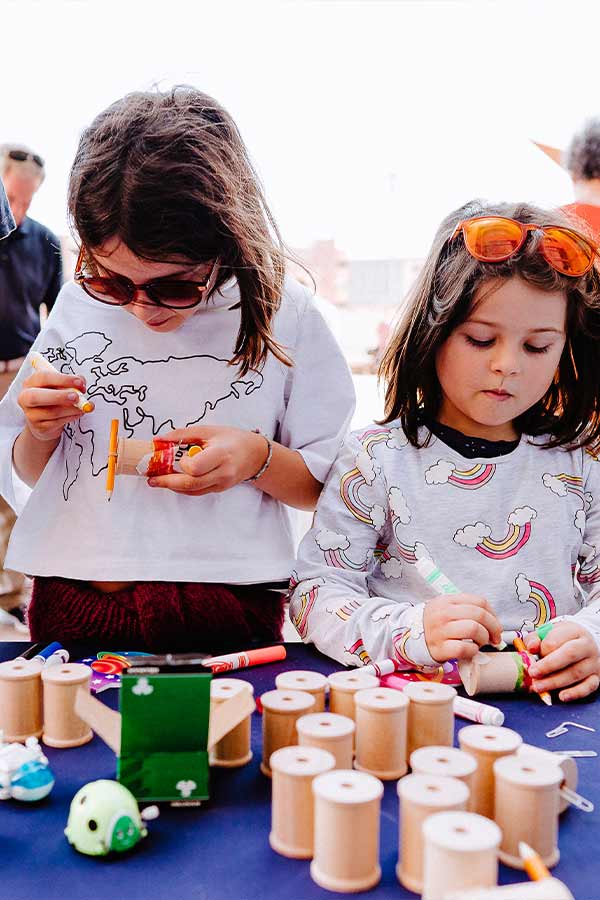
[292,201,600,703]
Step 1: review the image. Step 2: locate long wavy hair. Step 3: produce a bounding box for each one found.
[378,200,600,448]
[68,87,290,375]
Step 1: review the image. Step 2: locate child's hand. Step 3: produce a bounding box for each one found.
[146,426,270,495]
[423,594,503,663]
[18,371,92,442]
[525,624,600,702]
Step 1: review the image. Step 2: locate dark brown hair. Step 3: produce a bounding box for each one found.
[378,200,600,448]
[68,87,290,375]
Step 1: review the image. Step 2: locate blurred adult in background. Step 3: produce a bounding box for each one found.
[564,119,600,239]
[0,144,62,616]
[0,176,15,239]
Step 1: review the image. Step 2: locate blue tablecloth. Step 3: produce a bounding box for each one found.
[0,642,597,900]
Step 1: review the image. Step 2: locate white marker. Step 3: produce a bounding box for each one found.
[30,351,94,414]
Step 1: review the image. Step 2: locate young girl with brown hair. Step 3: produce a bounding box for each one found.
[0,87,355,649]
[291,201,600,702]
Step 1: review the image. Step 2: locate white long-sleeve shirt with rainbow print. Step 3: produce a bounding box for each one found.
[290,421,600,667]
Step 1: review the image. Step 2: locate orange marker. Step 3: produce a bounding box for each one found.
[519,841,551,880]
[202,645,286,673]
[513,635,552,706]
[106,419,119,502]
[30,351,94,413]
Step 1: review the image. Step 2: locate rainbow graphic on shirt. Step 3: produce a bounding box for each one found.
[425,459,496,490]
[316,530,368,570]
[515,573,556,626]
[356,425,408,458]
[542,472,592,532]
[330,599,363,621]
[392,627,418,666]
[292,583,319,638]
[454,506,536,559]
[345,638,372,665]
[340,467,371,524]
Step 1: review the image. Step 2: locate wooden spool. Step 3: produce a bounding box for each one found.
[354,687,409,779]
[410,745,477,801]
[442,878,575,899]
[275,670,328,712]
[116,437,159,475]
[459,652,530,696]
[311,769,383,893]
[327,670,380,719]
[422,810,501,900]
[269,745,336,858]
[458,725,522,818]
[260,689,316,777]
[209,678,254,767]
[0,659,42,741]
[296,712,355,769]
[396,774,469,895]
[404,681,456,757]
[493,755,561,869]
[41,663,93,748]
[517,743,577,815]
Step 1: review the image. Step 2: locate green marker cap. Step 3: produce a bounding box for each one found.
[536,622,554,641]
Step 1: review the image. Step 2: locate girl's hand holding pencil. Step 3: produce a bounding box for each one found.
[525,622,600,703]
[423,594,503,663]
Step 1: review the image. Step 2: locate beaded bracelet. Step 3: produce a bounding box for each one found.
[244,430,273,483]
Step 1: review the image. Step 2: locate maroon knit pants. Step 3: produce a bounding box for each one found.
[28,577,285,652]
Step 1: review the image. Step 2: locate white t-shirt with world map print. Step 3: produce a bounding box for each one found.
[0,276,355,583]
[290,421,600,668]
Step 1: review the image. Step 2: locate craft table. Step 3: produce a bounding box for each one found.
[0,642,597,900]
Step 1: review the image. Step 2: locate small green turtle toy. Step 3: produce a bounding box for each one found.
[65,779,159,856]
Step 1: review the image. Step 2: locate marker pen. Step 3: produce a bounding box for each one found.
[30,351,93,413]
[31,642,64,665]
[43,649,71,667]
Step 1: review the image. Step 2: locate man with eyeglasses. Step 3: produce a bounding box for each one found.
[0,145,62,621]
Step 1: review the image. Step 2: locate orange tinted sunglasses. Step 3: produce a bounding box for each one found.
[451,216,598,277]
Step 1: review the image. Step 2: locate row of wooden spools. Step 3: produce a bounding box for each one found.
[259,669,574,899]
[0,658,94,748]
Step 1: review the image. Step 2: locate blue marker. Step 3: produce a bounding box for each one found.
[31,642,64,665]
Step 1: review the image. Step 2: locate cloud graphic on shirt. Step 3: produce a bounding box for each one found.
[425,459,455,485]
[515,572,531,603]
[585,492,593,511]
[454,522,492,548]
[387,428,408,450]
[380,556,403,579]
[508,506,537,527]
[542,473,568,497]
[370,504,386,530]
[371,603,397,622]
[389,487,411,524]
[356,450,376,485]
[575,509,586,533]
[316,529,350,552]
[414,542,431,561]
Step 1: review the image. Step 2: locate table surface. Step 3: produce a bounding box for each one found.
[0,642,597,900]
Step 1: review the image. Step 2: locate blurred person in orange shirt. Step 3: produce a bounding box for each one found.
[563,119,600,239]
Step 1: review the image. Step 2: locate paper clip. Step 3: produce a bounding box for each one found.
[545,721,596,738]
[559,786,594,813]
[552,750,598,758]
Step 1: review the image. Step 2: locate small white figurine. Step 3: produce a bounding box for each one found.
[0,731,55,801]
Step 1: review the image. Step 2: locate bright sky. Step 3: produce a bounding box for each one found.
[3,0,600,258]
